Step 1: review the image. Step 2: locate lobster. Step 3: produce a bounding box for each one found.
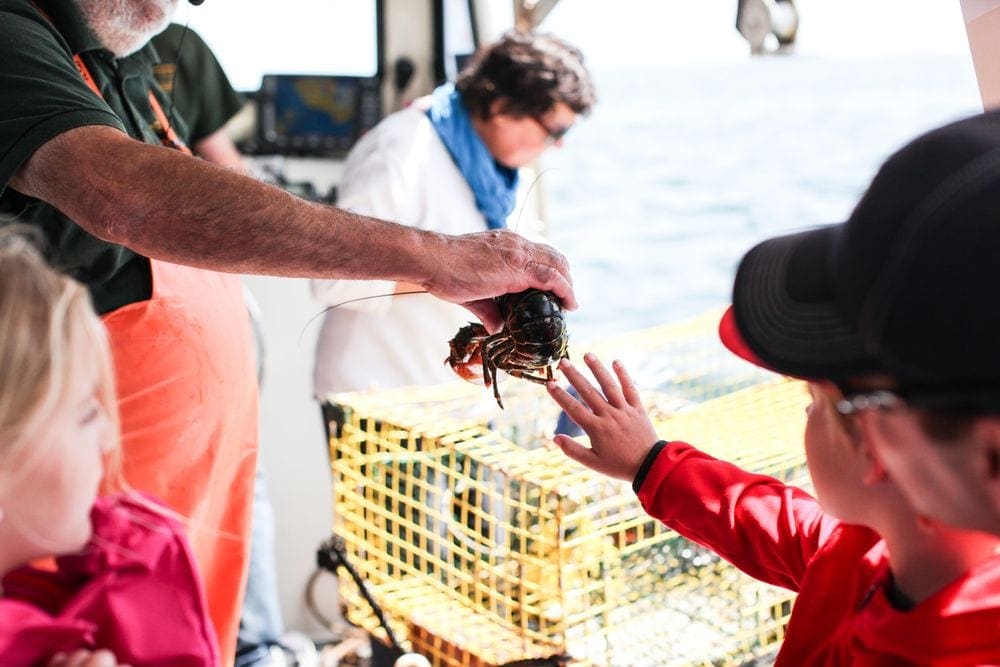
[445,289,569,409]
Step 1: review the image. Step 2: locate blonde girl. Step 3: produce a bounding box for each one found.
[0,228,218,666]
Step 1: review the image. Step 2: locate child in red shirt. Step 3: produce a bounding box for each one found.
[0,230,218,666]
[547,112,1000,664]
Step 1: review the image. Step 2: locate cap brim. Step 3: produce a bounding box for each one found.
[718,306,775,371]
[730,225,883,381]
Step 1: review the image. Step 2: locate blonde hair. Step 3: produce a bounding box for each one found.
[0,227,121,485]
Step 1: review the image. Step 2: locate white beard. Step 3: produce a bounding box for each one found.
[75,0,180,57]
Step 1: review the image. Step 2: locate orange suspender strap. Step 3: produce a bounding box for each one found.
[31,5,104,107]
[32,1,194,157]
[71,53,102,98]
[146,89,193,155]
[72,51,193,155]
[72,51,193,156]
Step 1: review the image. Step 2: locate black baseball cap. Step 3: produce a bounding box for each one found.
[722,111,1000,410]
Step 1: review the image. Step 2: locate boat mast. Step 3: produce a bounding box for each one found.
[513,0,561,31]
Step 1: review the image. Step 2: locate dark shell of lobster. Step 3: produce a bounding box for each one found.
[445,289,569,408]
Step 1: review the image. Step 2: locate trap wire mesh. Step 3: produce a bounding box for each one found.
[324,308,810,666]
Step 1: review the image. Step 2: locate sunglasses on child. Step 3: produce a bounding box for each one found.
[836,389,904,416]
[836,386,999,416]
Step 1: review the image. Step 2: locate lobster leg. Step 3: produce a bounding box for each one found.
[481,338,516,409]
[490,341,556,384]
[490,362,503,409]
[485,350,504,409]
[503,365,554,385]
[478,333,508,389]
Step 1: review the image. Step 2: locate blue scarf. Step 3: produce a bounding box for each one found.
[427,83,519,230]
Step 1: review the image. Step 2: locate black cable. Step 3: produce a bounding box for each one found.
[316,535,578,665]
[316,534,405,654]
[499,657,574,667]
[304,567,338,630]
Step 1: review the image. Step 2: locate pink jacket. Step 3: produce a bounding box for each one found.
[0,494,218,666]
[638,441,1000,665]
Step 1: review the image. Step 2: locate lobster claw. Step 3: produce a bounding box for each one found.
[445,323,490,385]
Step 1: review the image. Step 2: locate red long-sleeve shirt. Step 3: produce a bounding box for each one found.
[636,441,1000,665]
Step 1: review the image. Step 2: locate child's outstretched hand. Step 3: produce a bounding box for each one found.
[546,353,660,482]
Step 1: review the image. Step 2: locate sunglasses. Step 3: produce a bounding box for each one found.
[835,389,904,416]
[530,114,572,144]
[834,386,1000,416]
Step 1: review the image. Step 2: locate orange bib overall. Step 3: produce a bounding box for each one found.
[103,260,258,666]
[47,33,260,662]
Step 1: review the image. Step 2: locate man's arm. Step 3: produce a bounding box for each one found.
[11,125,575,329]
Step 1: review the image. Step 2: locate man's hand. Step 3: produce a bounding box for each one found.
[422,230,576,332]
[546,354,659,482]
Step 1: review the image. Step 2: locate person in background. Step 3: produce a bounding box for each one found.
[150,22,296,665]
[151,22,247,170]
[0,2,576,663]
[546,112,1000,664]
[312,31,595,417]
[0,228,217,666]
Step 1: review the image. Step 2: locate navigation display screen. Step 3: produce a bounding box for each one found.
[257,74,380,156]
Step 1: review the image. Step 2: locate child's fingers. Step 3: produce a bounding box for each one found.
[556,358,608,414]
[612,359,642,406]
[553,433,602,472]
[546,380,595,428]
[583,353,625,408]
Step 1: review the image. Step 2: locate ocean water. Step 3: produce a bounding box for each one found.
[540,54,982,345]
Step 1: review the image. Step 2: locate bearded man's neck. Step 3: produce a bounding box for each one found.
[75,0,176,57]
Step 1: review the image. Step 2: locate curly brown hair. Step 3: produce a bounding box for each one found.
[455,30,596,120]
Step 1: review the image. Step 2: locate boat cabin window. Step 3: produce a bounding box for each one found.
[177,0,379,92]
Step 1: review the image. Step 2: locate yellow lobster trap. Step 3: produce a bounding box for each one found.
[324,310,810,667]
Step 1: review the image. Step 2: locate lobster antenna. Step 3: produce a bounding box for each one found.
[297,289,428,347]
[299,169,554,346]
[511,168,555,235]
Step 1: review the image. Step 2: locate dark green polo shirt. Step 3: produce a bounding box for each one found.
[152,23,245,146]
[0,0,193,313]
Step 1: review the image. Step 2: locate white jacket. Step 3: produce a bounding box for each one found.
[311,103,539,398]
